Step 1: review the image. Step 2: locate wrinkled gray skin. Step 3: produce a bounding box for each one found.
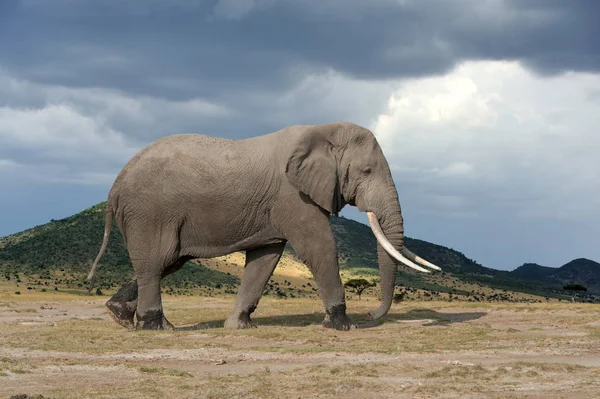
[90,122,407,331]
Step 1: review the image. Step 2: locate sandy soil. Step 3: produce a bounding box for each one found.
[0,289,599,398]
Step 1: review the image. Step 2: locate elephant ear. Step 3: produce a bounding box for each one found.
[286,126,343,215]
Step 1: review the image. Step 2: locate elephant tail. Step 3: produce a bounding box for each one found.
[86,201,114,294]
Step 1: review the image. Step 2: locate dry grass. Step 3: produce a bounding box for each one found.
[0,282,599,398]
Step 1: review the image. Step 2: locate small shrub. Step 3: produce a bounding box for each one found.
[393,293,404,303]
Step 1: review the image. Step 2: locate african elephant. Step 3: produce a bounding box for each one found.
[87,122,440,331]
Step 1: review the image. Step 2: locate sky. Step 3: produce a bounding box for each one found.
[1,0,599,271]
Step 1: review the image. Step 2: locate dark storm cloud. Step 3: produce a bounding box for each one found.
[2,1,600,269]
[454,0,600,74]
[1,0,598,104]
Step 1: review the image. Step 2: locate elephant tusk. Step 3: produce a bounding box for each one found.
[402,247,442,271]
[366,212,430,273]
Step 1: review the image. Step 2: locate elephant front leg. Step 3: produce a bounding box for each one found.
[224,243,285,329]
[283,215,356,331]
[312,264,355,331]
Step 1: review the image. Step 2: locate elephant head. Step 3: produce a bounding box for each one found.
[286,122,440,320]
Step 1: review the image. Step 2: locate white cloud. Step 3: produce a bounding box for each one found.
[0,70,230,126]
[0,70,231,185]
[371,60,600,221]
[21,0,209,16]
[251,68,395,128]
[0,159,18,170]
[0,104,136,185]
[212,0,282,20]
[213,0,257,20]
[0,104,132,162]
[434,162,476,178]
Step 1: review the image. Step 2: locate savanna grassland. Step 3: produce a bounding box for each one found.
[1,204,599,398]
[1,282,599,399]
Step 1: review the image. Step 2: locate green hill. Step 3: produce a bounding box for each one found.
[1,202,598,299]
[542,259,599,292]
[510,263,556,281]
[507,259,600,294]
[0,203,239,292]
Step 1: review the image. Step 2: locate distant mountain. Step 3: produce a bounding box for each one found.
[509,258,600,294]
[510,263,556,281]
[544,258,600,293]
[0,202,598,298]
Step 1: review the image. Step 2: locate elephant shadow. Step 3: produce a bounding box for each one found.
[356,308,487,328]
[174,308,487,331]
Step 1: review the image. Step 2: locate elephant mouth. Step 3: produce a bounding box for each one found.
[365,212,441,273]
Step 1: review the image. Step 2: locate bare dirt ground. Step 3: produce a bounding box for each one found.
[0,285,599,399]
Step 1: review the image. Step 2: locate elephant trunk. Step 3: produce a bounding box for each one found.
[367,200,405,321]
[364,197,441,319]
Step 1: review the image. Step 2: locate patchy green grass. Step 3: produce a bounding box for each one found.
[11,308,38,313]
[139,366,192,377]
[9,368,30,374]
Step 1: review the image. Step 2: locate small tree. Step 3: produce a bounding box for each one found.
[344,278,375,301]
[563,283,587,302]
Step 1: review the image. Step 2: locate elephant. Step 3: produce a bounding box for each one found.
[86,122,440,331]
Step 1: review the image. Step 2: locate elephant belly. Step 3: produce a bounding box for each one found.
[177,215,285,259]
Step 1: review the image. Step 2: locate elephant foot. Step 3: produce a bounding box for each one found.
[322,316,356,331]
[105,280,138,329]
[105,299,136,330]
[224,313,257,329]
[322,304,357,331]
[136,310,174,331]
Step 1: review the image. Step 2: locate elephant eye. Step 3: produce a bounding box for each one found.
[363,167,372,175]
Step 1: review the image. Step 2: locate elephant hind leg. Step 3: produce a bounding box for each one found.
[135,271,174,331]
[224,243,285,329]
[134,255,195,330]
[105,280,138,330]
[105,257,191,330]
[119,225,187,330]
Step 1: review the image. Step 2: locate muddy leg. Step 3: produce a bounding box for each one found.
[282,212,355,331]
[135,272,174,331]
[105,258,188,330]
[105,280,138,330]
